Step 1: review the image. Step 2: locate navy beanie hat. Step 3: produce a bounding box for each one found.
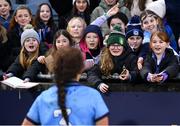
[126,15,144,39]
[83,25,103,48]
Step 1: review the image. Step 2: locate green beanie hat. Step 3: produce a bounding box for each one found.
[107,25,126,47]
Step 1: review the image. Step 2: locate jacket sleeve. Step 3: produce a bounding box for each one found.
[138,43,150,59]
[126,54,139,82]
[90,7,102,23]
[7,56,24,77]
[7,30,21,59]
[163,55,179,78]
[23,60,44,81]
[87,64,103,88]
[90,14,109,27]
[140,56,153,80]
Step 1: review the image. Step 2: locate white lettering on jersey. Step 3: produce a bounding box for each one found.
[54,109,72,126]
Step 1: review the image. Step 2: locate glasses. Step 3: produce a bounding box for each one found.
[109,44,122,49]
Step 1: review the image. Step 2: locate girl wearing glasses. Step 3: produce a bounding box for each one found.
[87,25,138,93]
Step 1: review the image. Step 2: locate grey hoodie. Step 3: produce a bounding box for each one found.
[91,0,130,36]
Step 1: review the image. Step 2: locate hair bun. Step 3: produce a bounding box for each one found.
[23,24,34,31]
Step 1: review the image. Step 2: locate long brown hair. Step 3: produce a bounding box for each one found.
[8,5,34,31]
[0,25,8,43]
[72,0,90,24]
[53,47,84,125]
[34,3,54,28]
[48,29,74,57]
[100,47,114,75]
[19,45,39,69]
[126,0,146,11]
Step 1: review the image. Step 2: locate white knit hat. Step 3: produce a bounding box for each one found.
[72,0,90,5]
[146,0,166,18]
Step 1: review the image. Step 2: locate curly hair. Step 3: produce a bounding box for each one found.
[100,47,114,76]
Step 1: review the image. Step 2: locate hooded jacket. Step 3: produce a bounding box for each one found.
[79,25,103,61]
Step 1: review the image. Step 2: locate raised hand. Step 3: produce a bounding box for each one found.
[137,57,144,70]
[107,3,119,17]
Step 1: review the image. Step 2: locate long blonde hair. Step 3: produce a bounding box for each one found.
[19,45,39,69]
[100,47,114,75]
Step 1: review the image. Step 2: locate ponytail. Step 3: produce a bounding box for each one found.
[53,47,84,125]
[57,81,69,125]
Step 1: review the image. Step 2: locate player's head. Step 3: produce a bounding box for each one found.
[53,47,84,125]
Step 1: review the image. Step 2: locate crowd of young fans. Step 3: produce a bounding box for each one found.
[0,0,179,85]
[0,0,180,125]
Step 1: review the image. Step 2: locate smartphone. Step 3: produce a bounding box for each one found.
[120,69,127,76]
[156,74,162,77]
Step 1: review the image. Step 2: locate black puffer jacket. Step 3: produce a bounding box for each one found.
[140,48,179,81]
[87,50,139,88]
[6,56,37,79]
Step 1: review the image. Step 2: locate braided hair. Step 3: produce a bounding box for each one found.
[53,47,84,125]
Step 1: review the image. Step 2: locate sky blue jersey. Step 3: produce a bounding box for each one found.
[26,81,109,125]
